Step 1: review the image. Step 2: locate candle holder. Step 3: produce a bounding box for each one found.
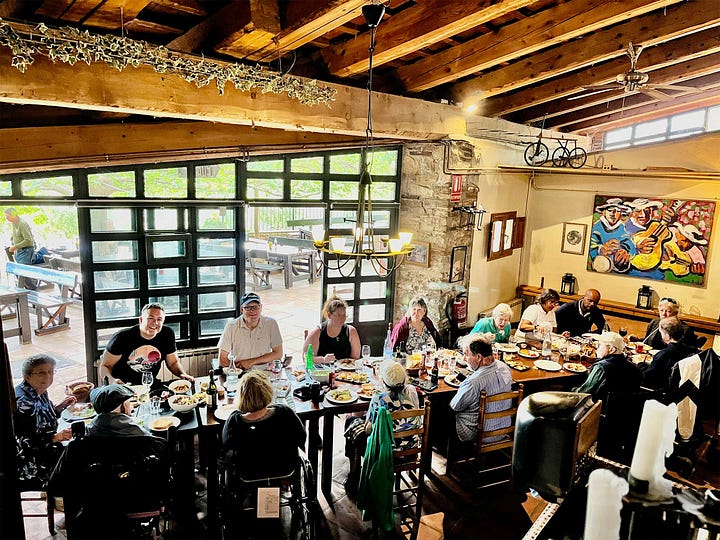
[561,273,576,295]
[636,285,653,310]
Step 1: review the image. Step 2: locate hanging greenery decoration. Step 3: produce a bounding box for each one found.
[0,19,336,106]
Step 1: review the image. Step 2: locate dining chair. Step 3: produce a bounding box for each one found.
[446,383,524,490]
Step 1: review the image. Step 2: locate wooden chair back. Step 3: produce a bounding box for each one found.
[475,383,524,455]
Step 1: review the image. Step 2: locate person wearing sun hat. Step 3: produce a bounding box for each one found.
[86,384,150,437]
[576,331,641,407]
[217,291,284,371]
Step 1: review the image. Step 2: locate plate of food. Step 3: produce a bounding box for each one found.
[582,333,600,340]
[357,383,379,400]
[62,403,97,421]
[534,359,562,372]
[518,348,541,359]
[631,353,653,365]
[168,394,197,412]
[337,359,358,371]
[335,371,369,384]
[326,388,358,404]
[496,343,519,354]
[213,404,237,422]
[192,391,207,405]
[505,360,530,372]
[563,362,587,373]
[149,416,181,431]
[444,374,462,388]
[168,380,192,394]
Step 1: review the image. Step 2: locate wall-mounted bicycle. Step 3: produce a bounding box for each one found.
[523,117,587,168]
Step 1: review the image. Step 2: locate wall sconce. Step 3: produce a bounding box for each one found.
[636,285,653,310]
[452,202,486,231]
[561,273,576,295]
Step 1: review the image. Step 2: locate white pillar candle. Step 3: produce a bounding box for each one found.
[584,469,628,540]
[629,400,678,492]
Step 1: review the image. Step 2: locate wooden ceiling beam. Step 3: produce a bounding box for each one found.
[152,0,207,17]
[166,2,250,53]
[321,0,535,78]
[451,0,720,103]
[82,0,154,28]
[485,29,720,118]
[397,0,681,93]
[0,48,465,140]
[213,1,281,60]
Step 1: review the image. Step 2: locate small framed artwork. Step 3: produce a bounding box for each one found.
[561,222,587,255]
[406,241,430,267]
[449,245,467,282]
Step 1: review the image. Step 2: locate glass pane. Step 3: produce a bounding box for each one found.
[491,221,502,253]
[152,240,187,259]
[290,180,323,200]
[198,292,235,312]
[196,163,236,199]
[145,208,179,231]
[148,295,188,314]
[144,168,188,198]
[635,118,667,138]
[371,182,396,201]
[164,322,181,339]
[0,181,12,196]
[604,126,632,146]
[329,181,359,200]
[326,284,354,300]
[327,263,356,278]
[95,298,139,321]
[92,240,138,262]
[21,176,73,197]
[200,317,233,337]
[708,105,720,131]
[198,208,235,230]
[97,326,126,349]
[198,265,236,286]
[88,171,135,197]
[197,237,235,259]
[345,306,355,324]
[504,219,514,250]
[328,210,389,230]
[247,177,283,199]
[358,304,386,322]
[246,206,323,234]
[329,153,361,175]
[290,156,323,173]
[367,149,398,175]
[94,270,138,291]
[670,109,705,132]
[148,268,188,288]
[360,281,387,299]
[247,159,284,172]
[90,209,135,232]
[361,259,388,276]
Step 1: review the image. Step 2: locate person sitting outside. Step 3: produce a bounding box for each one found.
[576,332,641,405]
[450,335,513,443]
[14,354,76,485]
[515,289,561,340]
[222,371,306,480]
[85,384,150,437]
[629,297,698,351]
[303,296,361,364]
[471,303,513,343]
[555,288,607,337]
[390,296,442,352]
[640,317,699,392]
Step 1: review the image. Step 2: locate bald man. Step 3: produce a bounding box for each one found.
[555,289,607,337]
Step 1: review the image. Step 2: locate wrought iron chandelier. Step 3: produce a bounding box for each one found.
[312,2,413,277]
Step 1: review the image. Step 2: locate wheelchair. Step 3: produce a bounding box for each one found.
[219,453,317,540]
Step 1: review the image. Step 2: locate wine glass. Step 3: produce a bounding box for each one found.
[361,345,371,364]
[141,371,154,395]
[619,326,628,338]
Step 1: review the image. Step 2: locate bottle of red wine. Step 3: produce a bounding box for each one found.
[207,369,218,411]
[430,357,439,385]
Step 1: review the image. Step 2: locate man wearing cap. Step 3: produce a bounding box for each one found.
[576,331,641,405]
[99,303,193,387]
[218,292,283,370]
[86,384,150,437]
[450,335,513,443]
[555,289,607,337]
[660,222,707,278]
[589,198,632,273]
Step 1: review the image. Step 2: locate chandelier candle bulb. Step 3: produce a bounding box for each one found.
[388,239,403,252]
[330,237,346,252]
[584,469,628,540]
[399,232,413,245]
[629,400,677,497]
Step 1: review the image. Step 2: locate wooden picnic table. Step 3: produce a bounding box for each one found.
[0,285,32,344]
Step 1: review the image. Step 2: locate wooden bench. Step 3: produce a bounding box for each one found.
[45,255,82,299]
[5,261,76,335]
[268,235,316,250]
[245,249,283,291]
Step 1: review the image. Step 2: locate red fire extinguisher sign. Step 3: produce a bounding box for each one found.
[450,175,463,203]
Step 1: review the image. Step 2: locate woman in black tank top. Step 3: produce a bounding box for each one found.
[303,297,361,364]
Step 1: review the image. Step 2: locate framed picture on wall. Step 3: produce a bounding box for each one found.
[406,241,430,267]
[449,245,467,282]
[561,222,587,255]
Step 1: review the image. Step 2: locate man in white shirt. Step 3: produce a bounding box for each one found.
[218,292,283,370]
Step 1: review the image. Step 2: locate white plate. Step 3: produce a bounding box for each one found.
[168,380,192,394]
[444,374,462,388]
[213,404,237,422]
[518,349,541,359]
[129,384,146,396]
[496,344,519,353]
[62,404,97,421]
[563,362,587,373]
[325,389,358,404]
[534,360,562,372]
[149,416,181,431]
[582,333,600,339]
[336,359,357,371]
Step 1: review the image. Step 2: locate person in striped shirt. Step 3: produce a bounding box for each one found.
[450,334,513,442]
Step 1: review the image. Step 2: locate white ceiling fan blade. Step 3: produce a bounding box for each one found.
[568,88,617,100]
[641,87,673,100]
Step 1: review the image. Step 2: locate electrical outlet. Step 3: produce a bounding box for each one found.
[602,164,613,170]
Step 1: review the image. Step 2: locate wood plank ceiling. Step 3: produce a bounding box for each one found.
[1,0,719,138]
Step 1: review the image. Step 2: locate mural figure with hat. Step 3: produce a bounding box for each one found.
[589,197,632,273]
[217,292,284,371]
[660,222,708,281]
[99,302,193,387]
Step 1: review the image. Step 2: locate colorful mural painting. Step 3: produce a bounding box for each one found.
[588,195,714,286]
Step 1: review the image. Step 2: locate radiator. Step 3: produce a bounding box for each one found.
[157,346,218,381]
[476,297,524,324]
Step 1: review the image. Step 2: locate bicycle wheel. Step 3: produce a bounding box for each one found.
[568,147,588,169]
[524,142,549,166]
[552,146,570,167]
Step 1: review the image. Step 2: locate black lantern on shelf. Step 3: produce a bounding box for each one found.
[561,273,576,295]
[636,285,653,310]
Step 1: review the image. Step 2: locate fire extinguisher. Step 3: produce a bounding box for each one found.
[451,292,467,326]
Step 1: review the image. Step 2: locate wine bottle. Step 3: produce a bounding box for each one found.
[383,323,393,360]
[430,357,439,385]
[306,343,315,372]
[207,369,218,411]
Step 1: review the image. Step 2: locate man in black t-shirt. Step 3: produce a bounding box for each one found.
[99,303,193,386]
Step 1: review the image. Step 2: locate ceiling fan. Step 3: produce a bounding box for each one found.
[569,42,697,101]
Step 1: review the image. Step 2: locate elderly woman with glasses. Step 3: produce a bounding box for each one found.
[470,303,514,343]
[390,296,442,352]
[515,289,561,339]
[14,354,76,483]
[630,297,698,351]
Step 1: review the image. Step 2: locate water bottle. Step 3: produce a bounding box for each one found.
[306,343,315,372]
[542,332,552,358]
[225,356,238,394]
[383,323,393,361]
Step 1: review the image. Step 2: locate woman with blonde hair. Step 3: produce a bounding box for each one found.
[471,303,513,343]
[303,296,361,363]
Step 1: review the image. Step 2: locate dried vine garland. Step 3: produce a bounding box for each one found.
[0,19,336,106]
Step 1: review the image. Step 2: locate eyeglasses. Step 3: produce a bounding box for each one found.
[242,304,261,312]
[30,370,55,377]
[660,297,678,305]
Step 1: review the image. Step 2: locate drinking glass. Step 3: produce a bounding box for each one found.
[141,372,153,394]
[619,327,628,338]
[270,359,282,380]
[361,345,371,363]
[150,396,161,417]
